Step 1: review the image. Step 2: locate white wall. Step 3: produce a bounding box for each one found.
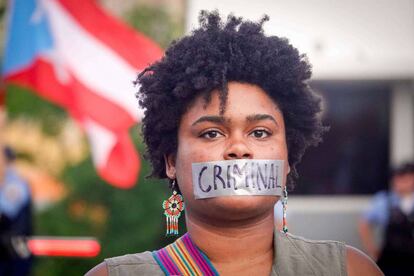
[187,0,414,80]
[391,83,414,167]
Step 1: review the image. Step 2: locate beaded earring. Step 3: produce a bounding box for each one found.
[282,185,288,233]
[162,179,185,236]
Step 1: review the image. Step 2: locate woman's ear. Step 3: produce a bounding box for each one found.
[164,154,176,179]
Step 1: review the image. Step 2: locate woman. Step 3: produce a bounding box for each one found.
[87,11,382,276]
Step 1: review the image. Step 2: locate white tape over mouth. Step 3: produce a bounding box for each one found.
[192,159,284,199]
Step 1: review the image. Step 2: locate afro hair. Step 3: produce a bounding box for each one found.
[136,10,327,187]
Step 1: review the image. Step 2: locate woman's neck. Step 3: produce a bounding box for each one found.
[186,211,275,275]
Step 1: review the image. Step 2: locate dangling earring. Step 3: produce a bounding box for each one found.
[162,179,185,236]
[282,185,288,233]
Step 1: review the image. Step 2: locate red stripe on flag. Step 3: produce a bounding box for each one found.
[98,131,140,188]
[5,61,75,109]
[0,87,6,106]
[3,0,162,187]
[5,58,135,131]
[5,59,139,187]
[58,0,163,70]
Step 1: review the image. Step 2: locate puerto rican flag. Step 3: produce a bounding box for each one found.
[2,0,163,188]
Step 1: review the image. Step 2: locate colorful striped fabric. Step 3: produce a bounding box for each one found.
[152,233,219,275]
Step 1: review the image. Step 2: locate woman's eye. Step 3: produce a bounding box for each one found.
[200,130,223,139]
[250,129,270,138]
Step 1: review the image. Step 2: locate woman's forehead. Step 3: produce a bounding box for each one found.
[181,82,284,124]
[197,82,279,110]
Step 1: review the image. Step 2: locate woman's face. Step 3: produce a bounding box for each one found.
[165,82,289,223]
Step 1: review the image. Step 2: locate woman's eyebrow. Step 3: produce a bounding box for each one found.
[191,115,226,126]
[246,114,278,125]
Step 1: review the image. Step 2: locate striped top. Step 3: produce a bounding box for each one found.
[152,233,219,276]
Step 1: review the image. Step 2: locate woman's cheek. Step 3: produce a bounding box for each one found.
[190,147,217,162]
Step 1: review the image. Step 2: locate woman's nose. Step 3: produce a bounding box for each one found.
[224,135,253,160]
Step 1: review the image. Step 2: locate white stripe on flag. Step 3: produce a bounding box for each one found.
[83,118,116,167]
[41,0,144,120]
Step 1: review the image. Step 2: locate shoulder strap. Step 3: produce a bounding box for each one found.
[152,233,219,276]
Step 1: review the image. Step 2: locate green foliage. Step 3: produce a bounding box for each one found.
[0,0,6,19]
[124,4,184,49]
[6,85,67,136]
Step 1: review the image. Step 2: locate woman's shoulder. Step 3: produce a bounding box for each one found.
[85,251,164,276]
[275,232,382,276]
[85,262,108,276]
[346,246,383,276]
[274,231,347,275]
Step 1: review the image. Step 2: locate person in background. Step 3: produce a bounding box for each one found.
[0,108,33,276]
[359,162,414,276]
